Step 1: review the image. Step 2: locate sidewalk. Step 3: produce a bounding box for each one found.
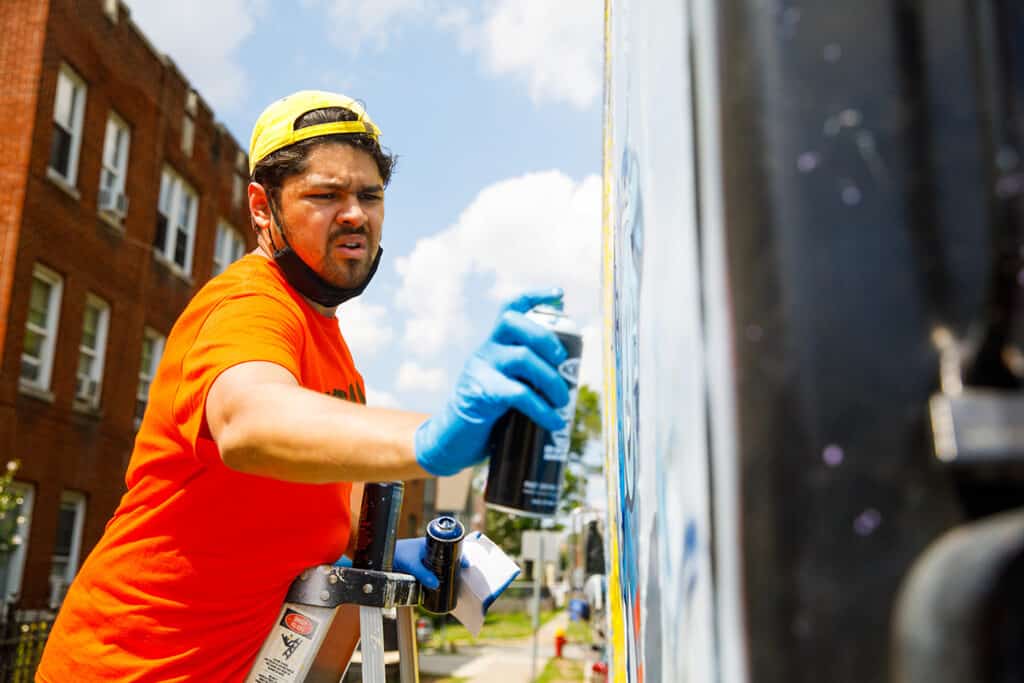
[420,610,576,683]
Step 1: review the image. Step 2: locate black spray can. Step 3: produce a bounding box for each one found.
[352,481,404,571]
[419,516,466,614]
[484,303,583,517]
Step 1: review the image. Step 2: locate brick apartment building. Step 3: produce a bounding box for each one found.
[0,0,427,614]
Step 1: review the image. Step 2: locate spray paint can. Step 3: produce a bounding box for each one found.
[484,303,583,517]
[419,516,466,614]
[352,481,404,571]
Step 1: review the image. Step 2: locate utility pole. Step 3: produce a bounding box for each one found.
[529,534,545,683]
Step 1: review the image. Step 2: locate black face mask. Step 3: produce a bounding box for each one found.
[268,201,382,308]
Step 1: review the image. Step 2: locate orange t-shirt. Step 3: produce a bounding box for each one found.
[38,254,365,682]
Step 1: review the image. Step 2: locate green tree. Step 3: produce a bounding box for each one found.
[560,384,601,515]
[483,508,540,556]
[484,384,602,553]
[568,384,601,459]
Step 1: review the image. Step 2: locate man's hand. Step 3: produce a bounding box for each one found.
[393,537,440,589]
[414,288,570,477]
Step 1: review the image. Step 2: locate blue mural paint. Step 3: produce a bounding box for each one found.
[604,0,722,680]
[613,145,643,681]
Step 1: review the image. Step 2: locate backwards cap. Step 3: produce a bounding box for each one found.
[248,90,381,174]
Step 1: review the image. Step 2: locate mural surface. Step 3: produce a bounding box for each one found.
[602,0,721,680]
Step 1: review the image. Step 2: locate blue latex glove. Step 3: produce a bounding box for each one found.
[415,289,571,477]
[393,537,440,590]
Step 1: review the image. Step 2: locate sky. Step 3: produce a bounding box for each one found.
[122,0,605,473]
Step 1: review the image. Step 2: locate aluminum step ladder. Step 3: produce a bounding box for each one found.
[246,482,422,683]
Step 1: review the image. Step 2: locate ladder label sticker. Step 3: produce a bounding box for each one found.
[281,608,319,639]
[281,633,301,661]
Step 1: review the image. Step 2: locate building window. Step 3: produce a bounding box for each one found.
[181,116,195,157]
[99,112,131,220]
[183,90,198,157]
[75,294,110,410]
[102,0,119,22]
[210,128,222,162]
[49,491,86,609]
[0,482,34,608]
[136,328,165,427]
[423,478,437,511]
[232,174,245,209]
[20,264,63,392]
[49,63,87,187]
[213,223,246,276]
[155,167,198,275]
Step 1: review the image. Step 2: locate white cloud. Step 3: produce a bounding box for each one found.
[468,0,603,110]
[394,230,473,355]
[124,0,261,111]
[365,385,401,408]
[306,0,602,109]
[302,0,427,51]
[336,299,394,360]
[129,0,601,114]
[394,170,601,375]
[396,361,447,393]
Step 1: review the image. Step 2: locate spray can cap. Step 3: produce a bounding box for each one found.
[427,515,465,541]
[532,297,565,316]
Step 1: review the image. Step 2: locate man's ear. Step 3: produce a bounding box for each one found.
[248,181,272,233]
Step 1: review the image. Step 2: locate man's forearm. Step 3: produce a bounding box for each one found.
[216,381,430,484]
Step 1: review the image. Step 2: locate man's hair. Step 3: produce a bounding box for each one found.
[251,106,396,207]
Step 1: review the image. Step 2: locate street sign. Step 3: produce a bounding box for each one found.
[520,531,561,562]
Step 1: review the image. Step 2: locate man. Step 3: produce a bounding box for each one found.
[37,91,569,681]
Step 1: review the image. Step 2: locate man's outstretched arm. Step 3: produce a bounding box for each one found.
[207,361,429,483]
[207,289,571,484]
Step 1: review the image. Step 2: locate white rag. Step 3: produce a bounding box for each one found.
[449,531,521,636]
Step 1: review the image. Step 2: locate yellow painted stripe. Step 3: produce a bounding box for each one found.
[601,0,629,681]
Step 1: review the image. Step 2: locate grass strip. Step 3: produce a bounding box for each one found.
[534,656,584,683]
[424,609,560,649]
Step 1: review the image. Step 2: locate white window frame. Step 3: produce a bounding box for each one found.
[20,264,63,393]
[155,166,198,276]
[99,112,131,220]
[49,490,86,609]
[75,293,110,410]
[135,327,165,428]
[213,222,246,276]
[48,63,87,187]
[0,482,34,607]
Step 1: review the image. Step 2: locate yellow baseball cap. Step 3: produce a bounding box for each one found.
[248,90,381,174]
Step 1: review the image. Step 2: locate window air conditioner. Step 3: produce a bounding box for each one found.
[98,189,129,217]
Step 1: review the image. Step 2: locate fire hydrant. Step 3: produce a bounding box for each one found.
[554,627,567,658]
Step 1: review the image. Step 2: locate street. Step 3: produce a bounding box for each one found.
[420,611,594,683]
